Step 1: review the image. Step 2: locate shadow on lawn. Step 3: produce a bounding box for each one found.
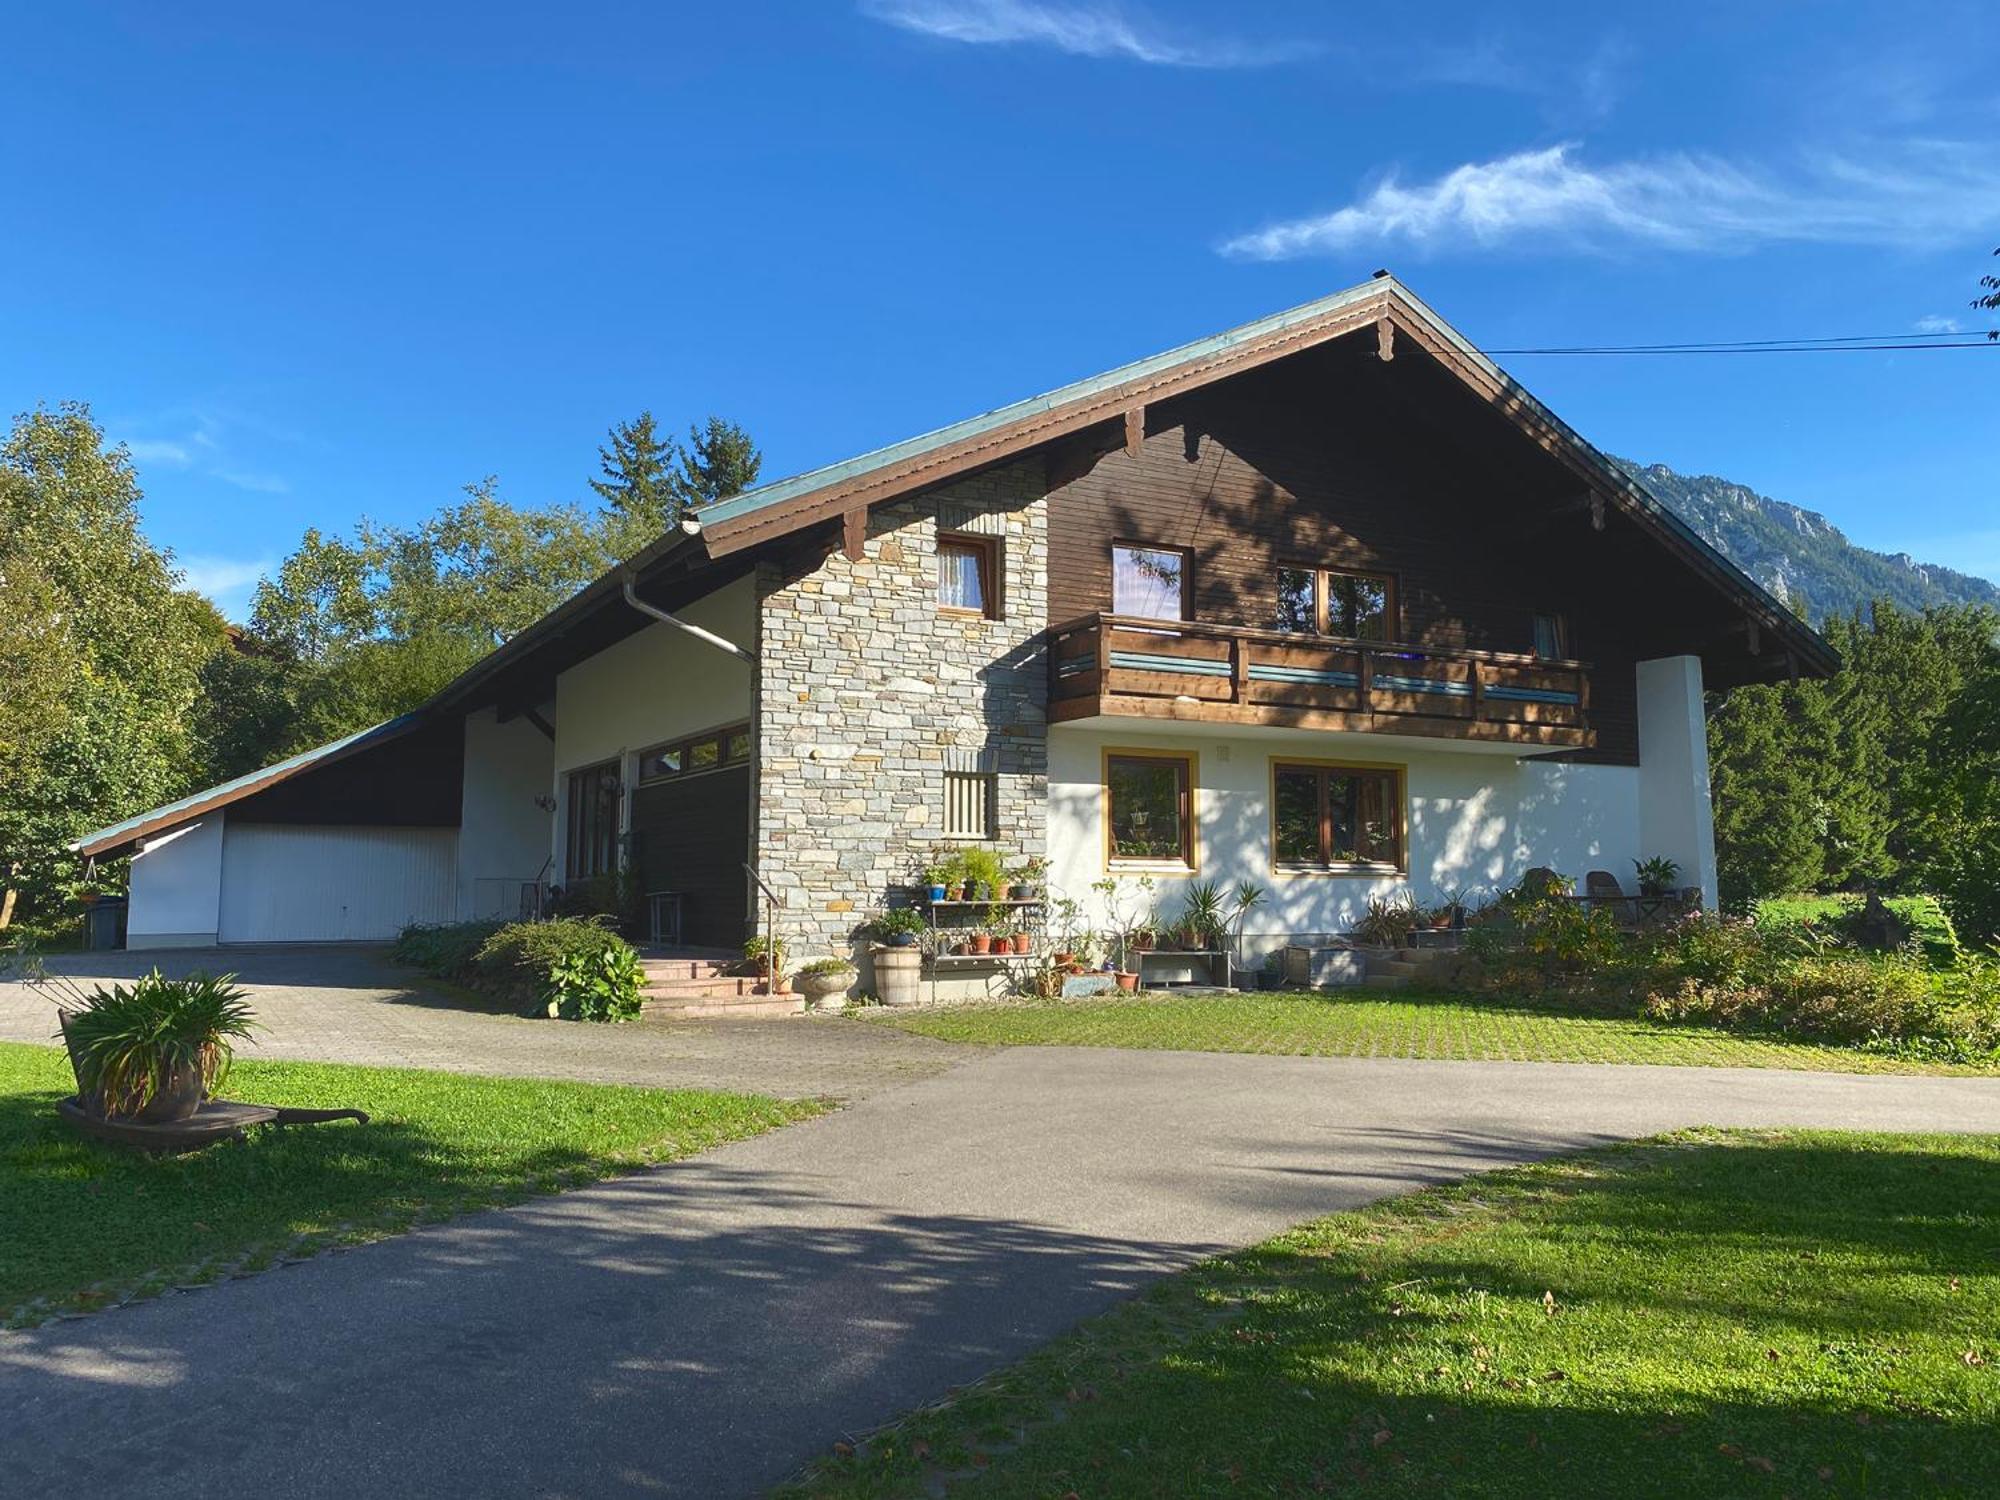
[791,1136,2000,1498]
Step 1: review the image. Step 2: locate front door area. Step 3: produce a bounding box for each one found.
[628,765,751,949]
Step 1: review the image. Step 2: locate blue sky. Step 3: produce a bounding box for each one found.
[6,1,1997,617]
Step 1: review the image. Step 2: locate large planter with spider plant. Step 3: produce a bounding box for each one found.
[59,970,257,1123]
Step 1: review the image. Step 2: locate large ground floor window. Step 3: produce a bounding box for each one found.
[564,760,622,880]
[1271,761,1404,873]
[1105,750,1196,869]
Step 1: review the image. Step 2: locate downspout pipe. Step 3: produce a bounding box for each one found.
[619,570,757,667]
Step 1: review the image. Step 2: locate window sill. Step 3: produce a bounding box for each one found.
[1108,859,1197,876]
[936,606,999,621]
[1272,862,1405,879]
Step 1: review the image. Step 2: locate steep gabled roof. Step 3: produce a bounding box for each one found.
[696,272,1836,677]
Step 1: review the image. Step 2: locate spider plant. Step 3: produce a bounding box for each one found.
[61,970,257,1119]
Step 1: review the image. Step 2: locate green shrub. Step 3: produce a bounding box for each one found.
[473,918,638,1015]
[546,871,645,934]
[1754,893,1962,969]
[1446,905,1999,1063]
[540,942,644,1023]
[392,919,506,979]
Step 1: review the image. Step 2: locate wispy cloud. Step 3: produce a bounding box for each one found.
[177,553,275,619]
[1417,33,1630,125]
[211,468,291,495]
[1219,141,2000,260]
[124,437,196,466]
[118,408,293,497]
[1914,314,1962,333]
[859,0,1312,68]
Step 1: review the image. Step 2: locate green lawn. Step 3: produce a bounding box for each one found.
[870,990,1998,1074]
[782,1130,2000,1499]
[0,1040,822,1328]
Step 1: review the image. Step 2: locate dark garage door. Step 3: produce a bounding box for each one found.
[628,766,751,949]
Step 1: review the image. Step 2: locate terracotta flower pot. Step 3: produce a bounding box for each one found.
[1053,951,1075,967]
[1009,932,1031,954]
[969,933,993,955]
[954,940,973,956]
[1115,971,1139,991]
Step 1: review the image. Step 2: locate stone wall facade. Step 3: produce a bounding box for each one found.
[754,459,1050,960]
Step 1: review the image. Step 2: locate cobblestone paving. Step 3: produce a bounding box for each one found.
[0,946,975,1100]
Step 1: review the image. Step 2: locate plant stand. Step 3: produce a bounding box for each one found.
[921,896,1046,1004]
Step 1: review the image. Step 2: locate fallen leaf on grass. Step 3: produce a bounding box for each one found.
[1542,1290,1557,1315]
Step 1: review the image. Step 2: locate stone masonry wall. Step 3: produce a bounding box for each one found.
[755,459,1049,960]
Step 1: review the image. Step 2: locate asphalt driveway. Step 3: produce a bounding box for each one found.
[0,945,971,1099]
[4,1046,1997,1499]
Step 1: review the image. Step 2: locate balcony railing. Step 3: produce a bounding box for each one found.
[1047,613,1593,748]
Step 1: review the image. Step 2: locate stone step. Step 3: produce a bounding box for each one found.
[639,959,742,983]
[1362,974,1410,991]
[640,974,758,999]
[641,994,805,1020]
[1371,959,1422,979]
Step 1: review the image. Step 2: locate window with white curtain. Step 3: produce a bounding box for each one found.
[936,535,996,616]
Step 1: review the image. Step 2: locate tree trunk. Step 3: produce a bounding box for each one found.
[0,884,16,930]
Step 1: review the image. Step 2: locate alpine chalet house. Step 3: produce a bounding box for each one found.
[78,277,1834,997]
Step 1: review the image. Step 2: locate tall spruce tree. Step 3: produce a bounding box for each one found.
[668,416,761,514]
[591,411,680,543]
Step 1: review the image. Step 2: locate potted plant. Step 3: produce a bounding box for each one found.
[1008,925,1032,955]
[1434,882,1476,931]
[1114,965,1140,991]
[1009,856,1050,901]
[960,847,1006,904]
[60,970,257,1123]
[872,907,926,947]
[744,933,790,991]
[1352,893,1418,949]
[968,926,993,956]
[1633,856,1681,898]
[920,855,951,905]
[1227,879,1266,984]
[1049,895,1085,967]
[1178,880,1228,953]
[794,957,857,1011]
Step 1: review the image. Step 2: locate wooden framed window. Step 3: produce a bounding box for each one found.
[1104,749,1196,869]
[638,721,751,784]
[937,534,999,617]
[1532,612,1569,660]
[1275,566,1317,632]
[942,769,997,839]
[1111,543,1189,620]
[564,759,622,879]
[1273,565,1396,640]
[1270,761,1404,873]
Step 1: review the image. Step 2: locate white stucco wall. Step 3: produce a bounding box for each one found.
[458,706,556,918]
[550,575,756,877]
[1046,724,1643,951]
[1636,654,1720,909]
[127,813,226,948]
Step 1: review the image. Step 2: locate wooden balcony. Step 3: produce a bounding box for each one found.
[1047,613,1594,749]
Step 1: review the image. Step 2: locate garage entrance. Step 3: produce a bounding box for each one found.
[628,765,751,949]
[218,824,458,942]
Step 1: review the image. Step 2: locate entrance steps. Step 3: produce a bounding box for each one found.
[1360,945,1454,992]
[637,949,803,1019]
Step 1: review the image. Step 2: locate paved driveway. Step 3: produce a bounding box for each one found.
[4,1046,1997,1499]
[0,946,971,1099]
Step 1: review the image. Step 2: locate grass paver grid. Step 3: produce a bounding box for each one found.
[872,990,1998,1074]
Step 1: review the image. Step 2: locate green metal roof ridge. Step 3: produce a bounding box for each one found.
[700,276,1393,528]
[70,712,424,855]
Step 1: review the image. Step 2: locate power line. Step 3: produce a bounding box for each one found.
[1488,333,1998,356]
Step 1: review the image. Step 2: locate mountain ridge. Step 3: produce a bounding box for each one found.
[1613,458,1998,625]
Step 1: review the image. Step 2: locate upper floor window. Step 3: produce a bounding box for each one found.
[1105,750,1195,868]
[937,534,999,617]
[1112,543,1188,620]
[1532,613,1569,660]
[1273,565,1396,640]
